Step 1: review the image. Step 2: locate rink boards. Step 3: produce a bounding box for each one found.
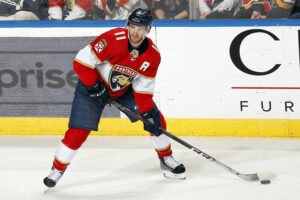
[0,117,299,137]
[0,20,300,137]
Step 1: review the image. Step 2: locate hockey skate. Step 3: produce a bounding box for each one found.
[43,167,65,188]
[159,156,186,180]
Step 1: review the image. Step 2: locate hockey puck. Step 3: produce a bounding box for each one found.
[260,180,271,184]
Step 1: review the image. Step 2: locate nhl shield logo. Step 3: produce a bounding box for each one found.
[130,49,139,59]
[109,65,137,92]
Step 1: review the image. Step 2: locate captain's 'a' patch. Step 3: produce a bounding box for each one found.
[109,65,137,92]
[94,39,107,53]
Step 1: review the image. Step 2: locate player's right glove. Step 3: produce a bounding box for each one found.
[86,81,109,99]
[141,108,163,137]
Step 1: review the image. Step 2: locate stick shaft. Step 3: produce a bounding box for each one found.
[110,100,242,177]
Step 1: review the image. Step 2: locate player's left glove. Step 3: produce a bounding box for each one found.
[141,108,163,136]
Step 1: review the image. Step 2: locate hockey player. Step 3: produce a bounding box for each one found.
[43,8,186,188]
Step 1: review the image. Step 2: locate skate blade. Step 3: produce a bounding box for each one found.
[44,187,50,194]
[162,170,186,180]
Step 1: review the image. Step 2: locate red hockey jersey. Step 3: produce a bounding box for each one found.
[73,27,161,113]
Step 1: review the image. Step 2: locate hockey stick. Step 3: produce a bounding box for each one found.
[110,100,276,182]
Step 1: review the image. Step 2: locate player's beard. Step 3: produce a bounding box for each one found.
[129,33,145,48]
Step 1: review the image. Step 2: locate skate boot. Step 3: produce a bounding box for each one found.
[159,155,186,179]
[43,167,65,188]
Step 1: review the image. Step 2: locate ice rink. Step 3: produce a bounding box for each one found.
[0,135,299,200]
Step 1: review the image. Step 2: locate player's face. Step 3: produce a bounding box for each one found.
[128,24,147,47]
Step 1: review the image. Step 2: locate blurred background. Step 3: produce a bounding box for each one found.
[0,0,299,21]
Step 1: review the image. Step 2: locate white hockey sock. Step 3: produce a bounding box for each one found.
[150,134,170,150]
[55,141,78,164]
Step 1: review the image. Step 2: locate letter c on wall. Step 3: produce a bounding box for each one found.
[230,29,281,76]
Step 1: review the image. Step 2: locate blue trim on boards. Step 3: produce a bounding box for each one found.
[0,19,299,28]
[154,19,300,27]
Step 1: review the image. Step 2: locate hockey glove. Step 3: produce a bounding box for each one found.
[86,81,109,99]
[141,108,163,136]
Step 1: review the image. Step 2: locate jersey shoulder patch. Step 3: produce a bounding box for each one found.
[93,38,107,54]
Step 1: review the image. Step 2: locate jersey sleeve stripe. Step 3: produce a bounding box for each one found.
[152,44,160,53]
[132,75,155,94]
[137,72,156,79]
[114,31,126,36]
[74,58,95,69]
[75,45,101,69]
[116,36,126,40]
[132,89,153,95]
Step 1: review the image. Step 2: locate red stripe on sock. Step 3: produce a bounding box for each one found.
[156,145,172,157]
[53,158,69,171]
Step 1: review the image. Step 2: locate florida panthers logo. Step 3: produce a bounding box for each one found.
[109,65,137,91]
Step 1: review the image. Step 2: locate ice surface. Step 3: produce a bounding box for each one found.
[0,136,299,200]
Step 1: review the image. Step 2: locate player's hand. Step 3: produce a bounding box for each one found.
[260,15,267,19]
[200,11,212,19]
[87,81,109,99]
[141,108,163,136]
[251,11,261,19]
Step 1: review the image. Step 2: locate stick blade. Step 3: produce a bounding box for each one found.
[238,173,259,181]
[238,172,276,181]
[257,172,276,181]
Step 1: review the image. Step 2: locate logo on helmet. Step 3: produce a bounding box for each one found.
[136,10,143,16]
[127,8,153,29]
